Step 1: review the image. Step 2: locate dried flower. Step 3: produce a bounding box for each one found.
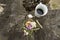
[25,21,36,30]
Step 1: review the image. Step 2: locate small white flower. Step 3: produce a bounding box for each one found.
[24,30,29,35]
[25,32,29,35]
[24,30,26,33]
[0,6,4,13]
[27,14,33,18]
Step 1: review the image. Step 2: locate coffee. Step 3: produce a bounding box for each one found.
[37,9,44,15]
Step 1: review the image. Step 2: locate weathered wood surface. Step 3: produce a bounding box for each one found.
[0,0,60,40]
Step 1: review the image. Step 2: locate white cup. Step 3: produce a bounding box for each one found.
[35,2,48,17]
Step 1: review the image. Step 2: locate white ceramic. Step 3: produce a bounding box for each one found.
[35,2,48,17]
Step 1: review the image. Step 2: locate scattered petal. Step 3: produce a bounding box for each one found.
[27,14,33,18]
